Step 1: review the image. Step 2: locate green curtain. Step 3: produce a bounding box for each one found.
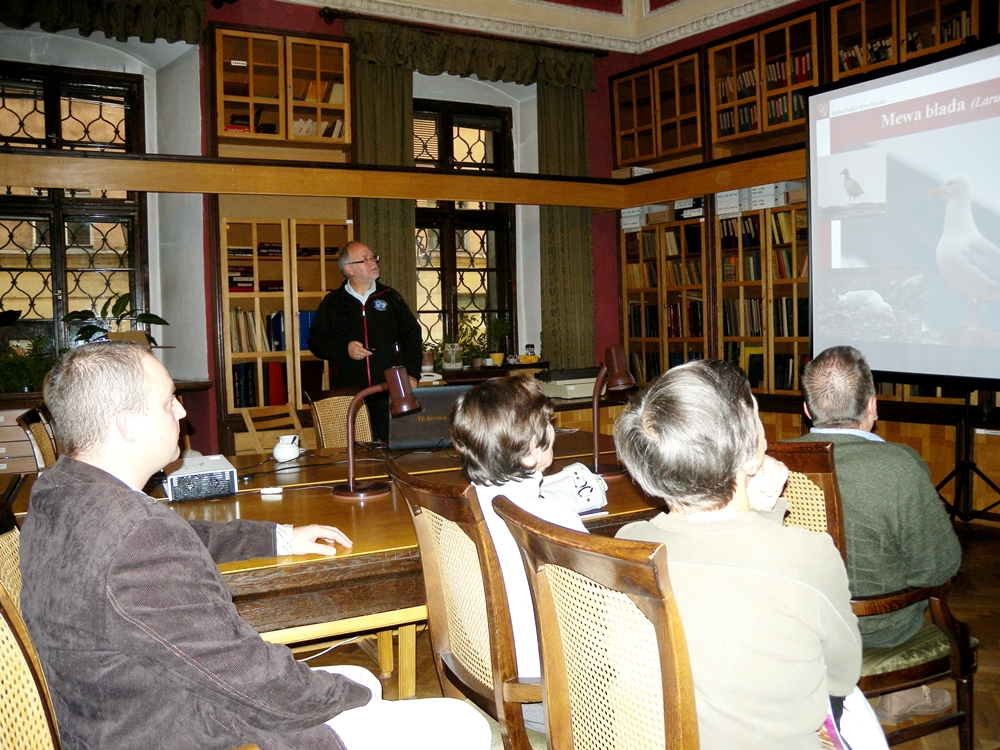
[353,58,417,310]
[538,83,595,370]
[0,0,204,44]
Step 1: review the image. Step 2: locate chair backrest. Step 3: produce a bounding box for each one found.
[308,394,372,448]
[240,404,308,454]
[386,460,540,750]
[17,407,58,470]
[768,441,847,562]
[0,579,61,749]
[0,528,21,615]
[493,495,699,750]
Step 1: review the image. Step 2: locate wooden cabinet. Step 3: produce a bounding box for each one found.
[716,201,809,394]
[621,227,662,384]
[831,0,898,80]
[660,219,708,369]
[215,29,351,146]
[220,218,351,415]
[709,14,817,146]
[613,54,701,167]
[901,0,978,60]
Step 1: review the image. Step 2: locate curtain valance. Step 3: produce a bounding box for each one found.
[1,0,204,45]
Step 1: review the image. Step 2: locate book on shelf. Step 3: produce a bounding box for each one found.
[264,361,288,406]
[741,344,765,389]
[298,310,316,350]
[663,230,680,257]
[268,311,286,351]
[224,124,251,133]
[232,362,258,408]
[258,279,284,293]
[223,80,250,97]
[227,246,253,256]
[300,359,325,396]
[326,81,345,104]
[257,242,283,256]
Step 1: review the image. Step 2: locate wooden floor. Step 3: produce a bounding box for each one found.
[307,521,1000,749]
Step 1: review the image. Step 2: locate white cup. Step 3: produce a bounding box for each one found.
[273,434,304,462]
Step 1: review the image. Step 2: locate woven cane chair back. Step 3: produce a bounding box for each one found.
[388,460,544,750]
[494,495,699,750]
[0,528,21,615]
[0,582,61,749]
[769,442,847,562]
[309,395,373,448]
[240,404,308,454]
[17,408,57,470]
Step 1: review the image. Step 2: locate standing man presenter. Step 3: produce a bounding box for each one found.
[308,241,422,440]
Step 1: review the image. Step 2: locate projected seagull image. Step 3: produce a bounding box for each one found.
[840,169,865,204]
[930,175,1000,327]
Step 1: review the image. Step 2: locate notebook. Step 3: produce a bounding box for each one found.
[387,384,473,450]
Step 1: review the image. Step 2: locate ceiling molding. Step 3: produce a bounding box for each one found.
[281,0,798,54]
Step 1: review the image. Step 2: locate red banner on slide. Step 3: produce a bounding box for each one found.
[830,78,1000,153]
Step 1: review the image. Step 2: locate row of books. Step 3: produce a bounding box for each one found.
[667,350,705,369]
[769,211,808,246]
[838,38,893,72]
[229,310,318,353]
[715,67,758,104]
[628,302,660,338]
[719,215,761,251]
[228,273,285,294]
[772,249,810,280]
[291,118,345,138]
[232,361,288,408]
[722,297,764,336]
[629,350,663,384]
[625,261,657,288]
[293,79,345,104]
[664,260,703,286]
[624,231,658,262]
[228,243,340,258]
[773,354,809,391]
[773,296,810,337]
[937,12,974,44]
[763,51,812,90]
[716,102,758,137]
[225,111,277,135]
[666,298,704,338]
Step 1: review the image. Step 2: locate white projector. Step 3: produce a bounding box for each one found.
[164,454,238,502]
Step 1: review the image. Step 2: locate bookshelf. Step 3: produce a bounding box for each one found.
[709,34,760,144]
[717,208,767,391]
[767,204,810,393]
[661,218,709,370]
[760,14,818,131]
[220,217,351,415]
[831,0,897,80]
[622,227,663,384]
[613,71,656,165]
[215,29,351,147]
[653,55,702,158]
[900,0,978,61]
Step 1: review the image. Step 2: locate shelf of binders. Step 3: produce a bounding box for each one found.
[900,0,977,62]
[622,227,663,384]
[768,205,809,393]
[760,14,818,131]
[221,218,351,414]
[831,0,897,81]
[718,210,767,391]
[709,34,760,142]
[661,219,707,370]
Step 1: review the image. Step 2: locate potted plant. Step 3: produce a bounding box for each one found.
[62,294,168,346]
[486,317,511,365]
[0,336,57,393]
[458,318,488,365]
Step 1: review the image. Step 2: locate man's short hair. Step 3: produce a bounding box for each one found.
[44,342,151,456]
[338,240,367,274]
[614,360,759,513]
[450,376,554,486]
[801,346,875,428]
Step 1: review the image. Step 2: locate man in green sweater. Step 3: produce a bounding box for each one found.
[792,345,961,723]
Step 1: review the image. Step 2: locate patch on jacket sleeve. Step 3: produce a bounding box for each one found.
[374,299,387,311]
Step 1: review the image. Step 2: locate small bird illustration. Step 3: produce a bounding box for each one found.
[839,169,865,204]
[839,290,894,321]
[930,175,1000,326]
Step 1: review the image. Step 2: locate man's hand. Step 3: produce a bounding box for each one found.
[347,341,372,360]
[290,524,354,556]
[745,455,789,512]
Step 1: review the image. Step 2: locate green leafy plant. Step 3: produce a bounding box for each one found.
[458,318,488,361]
[486,316,512,353]
[0,336,57,393]
[62,294,168,345]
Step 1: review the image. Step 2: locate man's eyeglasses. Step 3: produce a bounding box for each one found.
[345,254,380,266]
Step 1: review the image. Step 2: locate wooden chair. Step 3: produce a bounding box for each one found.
[774,441,977,749]
[240,404,309,454]
[306,392,372,448]
[492,495,699,750]
[0,578,61,749]
[0,527,21,615]
[17,407,58,471]
[387,460,547,750]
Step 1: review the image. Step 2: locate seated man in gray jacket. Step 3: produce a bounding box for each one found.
[20,341,488,750]
[791,345,962,723]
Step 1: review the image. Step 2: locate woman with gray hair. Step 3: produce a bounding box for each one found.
[615,360,862,750]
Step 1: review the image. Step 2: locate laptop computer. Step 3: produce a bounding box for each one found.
[387,384,473,450]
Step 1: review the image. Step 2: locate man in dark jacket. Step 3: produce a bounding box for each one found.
[19,341,488,750]
[308,241,422,440]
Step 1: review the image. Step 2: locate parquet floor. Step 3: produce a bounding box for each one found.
[306,521,1000,749]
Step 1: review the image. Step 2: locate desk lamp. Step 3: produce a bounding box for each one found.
[332,366,420,500]
[591,345,635,479]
